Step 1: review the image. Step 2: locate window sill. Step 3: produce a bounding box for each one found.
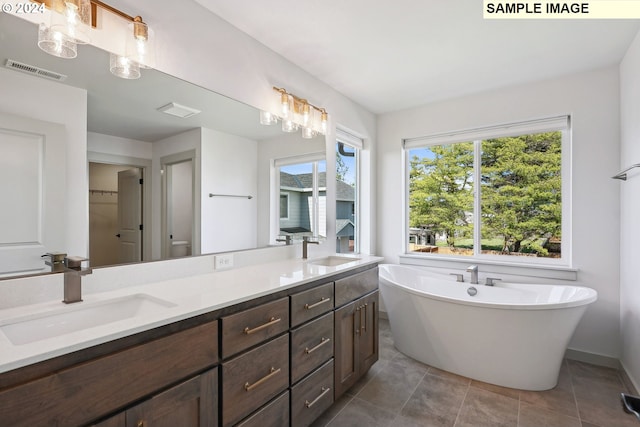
[398,254,578,281]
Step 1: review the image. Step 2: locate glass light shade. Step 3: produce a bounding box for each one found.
[301,127,317,139]
[126,20,156,69]
[320,111,328,134]
[282,119,298,133]
[49,0,91,44]
[260,111,277,125]
[110,54,141,80]
[301,103,310,126]
[37,23,77,59]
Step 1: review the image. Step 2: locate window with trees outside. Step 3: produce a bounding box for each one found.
[405,116,570,264]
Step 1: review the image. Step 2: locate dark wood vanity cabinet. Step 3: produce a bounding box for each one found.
[93,369,218,427]
[334,270,379,399]
[0,263,379,427]
[0,320,219,427]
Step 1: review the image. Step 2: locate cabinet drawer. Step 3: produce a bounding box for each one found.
[0,321,219,427]
[222,334,289,427]
[290,282,334,327]
[335,267,378,307]
[221,297,289,359]
[236,391,290,427]
[291,359,334,427]
[291,312,334,384]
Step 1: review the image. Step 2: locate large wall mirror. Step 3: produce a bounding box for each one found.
[0,13,326,278]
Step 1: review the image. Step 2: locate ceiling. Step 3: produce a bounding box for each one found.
[193,0,640,114]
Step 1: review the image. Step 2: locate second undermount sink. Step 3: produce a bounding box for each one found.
[309,256,361,267]
[0,294,176,346]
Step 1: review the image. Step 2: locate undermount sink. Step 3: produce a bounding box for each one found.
[309,256,361,267]
[0,294,176,346]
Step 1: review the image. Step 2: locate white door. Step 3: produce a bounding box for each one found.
[0,112,66,276]
[117,169,142,263]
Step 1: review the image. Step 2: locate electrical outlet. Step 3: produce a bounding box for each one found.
[214,254,234,270]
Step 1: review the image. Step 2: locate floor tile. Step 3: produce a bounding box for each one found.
[519,361,579,418]
[325,397,396,427]
[356,358,427,413]
[317,317,636,427]
[518,401,581,427]
[399,372,468,427]
[310,394,353,427]
[455,387,518,427]
[470,379,520,400]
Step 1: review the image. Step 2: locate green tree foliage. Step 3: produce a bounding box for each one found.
[408,132,561,256]
[481,132,561,254]
[409,143,474,247]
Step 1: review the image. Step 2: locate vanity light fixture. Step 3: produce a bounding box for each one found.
[34,0,156,79]
[260,87,329,138]
[37,0,91,59]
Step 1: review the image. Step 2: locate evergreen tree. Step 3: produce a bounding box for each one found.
[409,143,474,247]
[480,132,561,254]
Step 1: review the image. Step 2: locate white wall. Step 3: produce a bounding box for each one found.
[153,128,202,259]
[377,67,621,359]
[0,67,87,257]
[620,31,640,390]
[87,132,153,160]
[200,128,258,253]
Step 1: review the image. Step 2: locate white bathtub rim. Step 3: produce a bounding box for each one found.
[378,264,597,311]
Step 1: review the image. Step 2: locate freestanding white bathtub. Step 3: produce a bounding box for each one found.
[378,264,597,390]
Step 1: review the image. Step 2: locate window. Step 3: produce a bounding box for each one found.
[336,129,363,254]
[279,193,289,219]
[405,116,570,265]
[275,155,326,240]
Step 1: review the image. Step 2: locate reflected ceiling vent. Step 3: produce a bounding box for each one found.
[4,59,67,82]
[157,102,201,118]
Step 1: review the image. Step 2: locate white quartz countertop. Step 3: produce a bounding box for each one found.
[0,254,382,374]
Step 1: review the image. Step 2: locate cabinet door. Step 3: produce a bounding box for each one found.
[334,300,358,398]
[359,291,379,374]
[126,369,218,427]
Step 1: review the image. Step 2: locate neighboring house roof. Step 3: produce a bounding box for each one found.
[336,180,355,202]
[336,219,354,237]
[280,171,354,202]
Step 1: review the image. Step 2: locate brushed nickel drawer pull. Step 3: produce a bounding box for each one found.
[305,337,331,354]
[243,316,281,334]
[304,297,331,310]
[244,367,281,391]
[362,303,368,332]
[305,387,331,408]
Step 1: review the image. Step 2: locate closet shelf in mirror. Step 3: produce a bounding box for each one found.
[89,189,118,195]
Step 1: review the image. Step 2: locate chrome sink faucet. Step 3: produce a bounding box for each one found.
[467,265,479,285]
[302,236,319,259]
[276,235,293,245]
[63,256,92,304]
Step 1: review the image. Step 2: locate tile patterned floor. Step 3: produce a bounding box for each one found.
[312,318,638,427]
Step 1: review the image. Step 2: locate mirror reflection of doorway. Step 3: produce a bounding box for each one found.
[162,154,195,259]
[89,162,143,267]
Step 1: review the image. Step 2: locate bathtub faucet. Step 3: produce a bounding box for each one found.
[466,265,479,284]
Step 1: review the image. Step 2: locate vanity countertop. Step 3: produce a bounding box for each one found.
[0,254,382,374]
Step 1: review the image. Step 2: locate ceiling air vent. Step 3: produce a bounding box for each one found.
[4,59,67,82]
